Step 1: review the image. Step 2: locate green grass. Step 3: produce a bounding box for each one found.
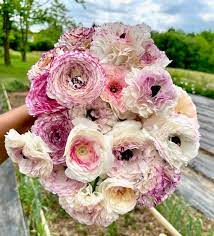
[168,67,214,98]
[157,194,214,236]
[0,49,40,92]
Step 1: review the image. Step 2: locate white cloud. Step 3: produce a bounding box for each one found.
[63,0,214,32]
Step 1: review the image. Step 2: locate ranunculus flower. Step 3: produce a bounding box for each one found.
[46,51,105,108]
[5,129,53,178]
[98,177,137,215]
[26,72,64,116]
[172,86,197,119]
[64,118,114,182]
[143,114,200,168]
[56,27,95,51]
[59,185,118,226]
[108,120,146,181]
[69,98,117,134]
[40,165,86,197]
[100,64,127,113]
[31,111,73,165]
[28,47,66,81]
[123,67,176,118]
[91,22,151,68]
[137,164,181,207]
[140,39,171,68]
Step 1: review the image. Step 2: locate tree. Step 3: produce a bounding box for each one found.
[0,0,15,65]
[14,0,47,61]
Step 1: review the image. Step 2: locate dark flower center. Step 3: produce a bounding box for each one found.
[151,85,161,97]
[109,82,122,94]
[120,149,133,161]
[86,109,97,121]
[54,131,61,141]
[70,75,86,90]
[169,136,181,146]
[120,32,126,39]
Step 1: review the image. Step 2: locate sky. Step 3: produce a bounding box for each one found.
[64,0,214,32]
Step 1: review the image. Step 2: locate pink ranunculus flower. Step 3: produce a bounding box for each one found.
[143,114,200,168]
[69,97,117,134]
[91,22,151,68]
[40,165,86,197]
[5,129,53,178]
[108,120,146,181]
[123,67,176,118]
[137,163,181,207]
[26,72,64,116]
[27,47,66,81]
[31,111,73,165]
[64,118,114,182]
[140,39,171,68]
[46,51,105,108]
[56,26,95,51]
[59,185,118,226]
[135,139,181,207]
[100,64,127,113]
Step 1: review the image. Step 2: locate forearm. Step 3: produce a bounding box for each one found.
[0,105,35,164]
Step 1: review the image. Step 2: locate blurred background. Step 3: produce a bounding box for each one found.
[0,1,213,236]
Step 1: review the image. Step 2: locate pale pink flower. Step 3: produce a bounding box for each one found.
[59,185,118,226]
[91,22,151,67]
[26,72,64,116]
[28,47,66,81]
[143,114,200,168]
[31,111,73,165]
[123,67,176,118]
[69,98,117,134]
[5,129,53,178]
[57,27,95,50]
[101,64,127,113]
[140,39,171,67]
[173,86,197,119]
[64,118,114,182]
[108,120,145,181]
[40,165,85,197]
[46,51,105,108]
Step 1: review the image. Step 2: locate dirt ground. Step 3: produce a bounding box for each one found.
[48,207,168,236]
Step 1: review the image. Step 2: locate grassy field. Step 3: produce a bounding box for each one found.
[0,49,214,98]
[0,50,40,92]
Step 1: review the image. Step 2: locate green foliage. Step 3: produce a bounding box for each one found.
[168,67,214,98]
[16,173,46,236]
[105,222,118,236]
[152,29,214,73]
[29,39,53,51]
[157,194,213,236]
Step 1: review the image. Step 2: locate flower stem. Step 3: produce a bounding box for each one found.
[92,176,100,192]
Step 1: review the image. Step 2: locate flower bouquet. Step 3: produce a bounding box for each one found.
[5,22,200,226]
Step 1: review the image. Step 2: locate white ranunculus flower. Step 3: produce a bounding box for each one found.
[143,114,200,168]
[5,129,53,178]
[91,22,151,68]
[64,118,114,183]
[59,185,118,226]
[172,86,198,121]
[98,178,137,215]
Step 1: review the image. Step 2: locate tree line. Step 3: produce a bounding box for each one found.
[152,29,214,73]
[0,0,84,65]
